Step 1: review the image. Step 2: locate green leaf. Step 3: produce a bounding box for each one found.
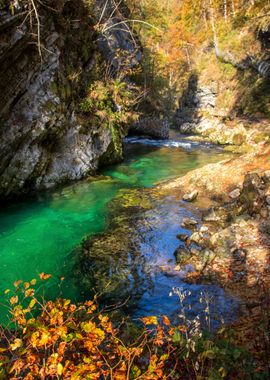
[201,349,216,359]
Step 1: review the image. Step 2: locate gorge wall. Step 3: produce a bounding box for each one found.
[0,0,139,199]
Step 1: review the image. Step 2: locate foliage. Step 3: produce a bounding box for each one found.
[125,0,270,115]
[0,280,265,379]
[80,78,140,135]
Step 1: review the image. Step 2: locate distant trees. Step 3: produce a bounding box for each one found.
[123,0,270,112]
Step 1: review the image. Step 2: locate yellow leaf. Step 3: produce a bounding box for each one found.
[10,339,23,351]
[57,363,63,376]
[9,296,18,305]
[25,289,35,298]
[29,299,36,309]
[39,332,50,346]
[63,300,71,308]
[142,316,158,325]
[219,367,227,378]
[81,321,95,333]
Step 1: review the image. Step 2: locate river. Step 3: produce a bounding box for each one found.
[0,135,240,326]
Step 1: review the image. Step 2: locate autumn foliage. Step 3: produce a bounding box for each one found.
[0,276,264,379]
[125,0,270,112]
[0,275,177,379]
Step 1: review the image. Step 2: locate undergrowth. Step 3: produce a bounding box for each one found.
[0,277,267,379]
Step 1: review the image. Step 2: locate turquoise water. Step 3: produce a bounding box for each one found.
[0,138,233,322]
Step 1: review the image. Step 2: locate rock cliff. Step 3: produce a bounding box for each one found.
[0,0,139,198]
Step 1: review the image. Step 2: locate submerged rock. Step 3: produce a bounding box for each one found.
[174,246,192,265]
[176,233,189,241]
[74,188,154,306]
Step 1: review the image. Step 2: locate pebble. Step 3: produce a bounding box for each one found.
[200,226,209,233]
[260,209,268,218]
[183,190,198,202]
[229,188,241,199]
[181,217,198,228]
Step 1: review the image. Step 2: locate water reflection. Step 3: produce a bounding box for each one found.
[76,192,240,329]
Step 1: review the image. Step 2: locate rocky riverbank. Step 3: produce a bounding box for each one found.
[157,144,270,366]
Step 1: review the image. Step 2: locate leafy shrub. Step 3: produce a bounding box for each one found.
[0,279,265,379]
[80,79,140,128]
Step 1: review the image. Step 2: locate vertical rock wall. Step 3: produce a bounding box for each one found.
[0,0,139,198]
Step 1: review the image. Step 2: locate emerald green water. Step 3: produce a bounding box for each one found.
[0,138,231,322]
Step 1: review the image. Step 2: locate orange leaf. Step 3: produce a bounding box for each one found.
[9,296,18,305]
[24,282,30,289]
[162,316,171,326]
[39,272,52,281]
[13,280,22,288]
[142,316,158,326]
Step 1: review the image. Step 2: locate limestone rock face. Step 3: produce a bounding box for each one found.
[174,73,218,130]
[173,73,250,147]
[0,1,139,198]
[129,117,170,139]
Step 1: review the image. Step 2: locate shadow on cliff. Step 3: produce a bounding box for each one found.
[227,29,270,121]
[174,72,199,129]
[230,66,270,121]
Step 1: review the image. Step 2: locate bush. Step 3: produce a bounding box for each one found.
[0,279,265,379]
[79,79,140,128]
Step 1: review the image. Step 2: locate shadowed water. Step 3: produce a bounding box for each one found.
[0,137,237,324]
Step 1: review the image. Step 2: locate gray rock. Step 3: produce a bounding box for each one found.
[262,170,270,183]
[229,188,241,199]
[200,226,209,233]
[181,217,198,228]
[0,1,139,198]
[129,117,170,139]
[183,190,198,202]
[189,232,203,245]
[203,210,220,222]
